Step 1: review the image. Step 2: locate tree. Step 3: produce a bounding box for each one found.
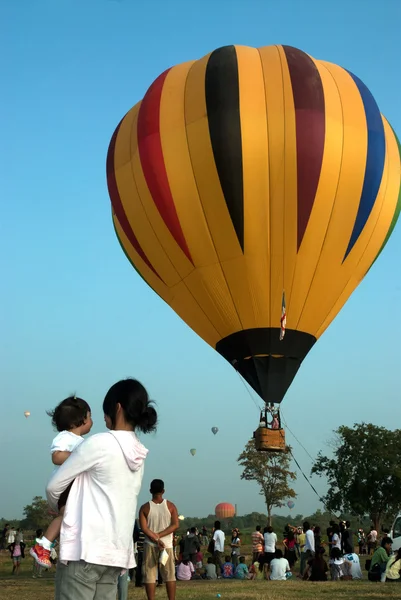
[21,496,53,530]
[311,423,401,531]
[237,440,297,525]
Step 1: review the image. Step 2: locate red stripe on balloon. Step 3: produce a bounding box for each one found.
[106,121,162,280]
[282,46,325,249]
[137,69,193,263]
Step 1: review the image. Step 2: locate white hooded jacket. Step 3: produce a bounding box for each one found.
[46,431,148,569]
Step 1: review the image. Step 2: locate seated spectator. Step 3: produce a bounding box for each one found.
[234,556,250,579]
[268,549,291,581]
[205,556,217,580]
[303,547,328,581]
[176,559,194,581]
[221,555,235,579]
[195,549,203,569]
[343,552,362,580]
[249,561,261,580]
[385,547,401,582]
[368,537,392,582]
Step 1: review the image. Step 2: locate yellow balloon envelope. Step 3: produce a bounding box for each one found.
[107,44,401,406]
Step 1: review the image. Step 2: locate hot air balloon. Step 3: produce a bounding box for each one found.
[211,427,219,435]
[215,503,235,520]
[190,448,196,456]
[24,411,30,418]
[287,500,295,509]
[107,44,401,453]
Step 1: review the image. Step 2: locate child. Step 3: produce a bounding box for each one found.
[30,396,92,568]
[249,561,262,580]
[176,559,195,581]
[234,556,250,579]
[221,555,235,578]
[9,539,24,575]
[329,547,344,580]
[195,549,203,569]
[205,556,217,579]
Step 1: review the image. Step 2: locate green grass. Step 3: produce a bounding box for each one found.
[1,550,400,600]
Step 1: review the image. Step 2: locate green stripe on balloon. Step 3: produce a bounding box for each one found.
[369,125,401,270]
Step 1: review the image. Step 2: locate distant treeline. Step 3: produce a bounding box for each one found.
[0,509,379,535]
[175,509,377,535]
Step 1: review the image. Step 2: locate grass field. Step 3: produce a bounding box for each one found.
[1,550,400,600]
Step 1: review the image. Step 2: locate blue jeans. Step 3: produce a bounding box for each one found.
[117,572,128,600]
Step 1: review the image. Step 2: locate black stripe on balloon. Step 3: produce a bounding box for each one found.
[205,46,244,250]
[216,328,316,404]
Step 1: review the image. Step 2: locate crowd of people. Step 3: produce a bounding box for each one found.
[2,381,400,600]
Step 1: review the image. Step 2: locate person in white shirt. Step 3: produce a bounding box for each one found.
[343,552,363,579]
[262,526,278,577]
[213,521,225,575]
[31,396,93,570]
[329,524,342,558]
[7,527,16,545]
[303,521,315,557]
[46,378,157,600]
[139,479,179,600]
[268,549,291,580]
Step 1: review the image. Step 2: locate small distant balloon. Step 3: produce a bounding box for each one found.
[190,449,196,456]
[211,427,219,435]
[287,500,295,509]
[24,411,30,418]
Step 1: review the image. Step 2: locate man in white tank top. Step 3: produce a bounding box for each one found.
[139,479,179,600]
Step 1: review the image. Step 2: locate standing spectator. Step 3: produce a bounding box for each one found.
[46,378,156,600]
[133,520,145,587]
[301,522,315,576]
[213,521,225,575]
[263,526,277,568]
[183,527,200,564]
[117,572,129,600]
[330,524,342,556]
[7,526,16,545]
[313,526,322,552]
[139,479,179,600]
[283,530,297,568]
[1,524,9,550]
[329,548,344,580]
[297,526,305,562]
[251,526,264,562]
[367,526,378,555]
[342,521,354,554]
[9,537,25,575]
[15,529,24,544]
[326,521,334,547]
[230,529,241,568]
[201,526,208,546]
[357,529,366,554]
[32,529,43,579]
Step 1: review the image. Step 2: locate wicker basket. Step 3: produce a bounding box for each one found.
[254,427,286,452]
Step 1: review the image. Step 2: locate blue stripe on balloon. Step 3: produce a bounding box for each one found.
[343,71,386,260]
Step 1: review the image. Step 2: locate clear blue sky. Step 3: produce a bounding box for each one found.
[1,0,400,521]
